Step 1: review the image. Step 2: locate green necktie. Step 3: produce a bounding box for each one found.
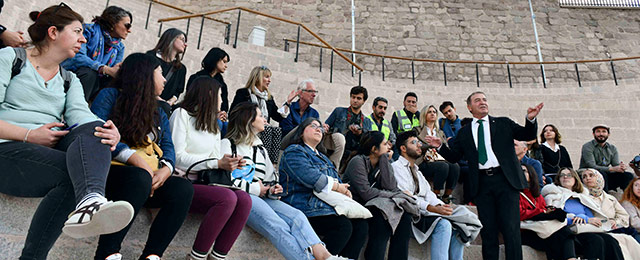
[477,119,488,164]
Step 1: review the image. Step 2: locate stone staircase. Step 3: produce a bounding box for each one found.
[1,0,639,259]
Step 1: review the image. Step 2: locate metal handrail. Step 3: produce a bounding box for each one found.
[151,0,230,25]
[158,6,364,72]
[283,38,640,65]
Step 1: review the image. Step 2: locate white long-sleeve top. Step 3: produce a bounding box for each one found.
[169,107,222,178]
[220,137,276,196]
[392,156,444,215]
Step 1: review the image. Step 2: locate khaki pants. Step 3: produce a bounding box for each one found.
[322,133,345,170]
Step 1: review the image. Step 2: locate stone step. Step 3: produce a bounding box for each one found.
[1,194,547,259]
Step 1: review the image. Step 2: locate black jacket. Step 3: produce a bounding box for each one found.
[439,116,537,197]
[229,88,284,123]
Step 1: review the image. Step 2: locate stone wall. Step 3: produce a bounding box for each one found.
[161,0,640,85]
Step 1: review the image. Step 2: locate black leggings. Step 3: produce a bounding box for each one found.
[365,208,412,260]
[94,165,194,259]
[307,214,368,259]
[521,227,575,260]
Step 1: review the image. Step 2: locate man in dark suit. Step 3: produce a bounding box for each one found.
[424,91,543,260]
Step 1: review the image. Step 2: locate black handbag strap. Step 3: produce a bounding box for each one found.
[186,139,239,175]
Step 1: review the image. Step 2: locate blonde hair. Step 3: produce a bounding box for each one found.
[419,105,439,130]
[244,66,272,98]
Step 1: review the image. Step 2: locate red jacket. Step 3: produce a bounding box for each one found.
[519,189,547,221]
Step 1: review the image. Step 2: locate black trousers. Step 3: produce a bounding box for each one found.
[474,169,522,260]
[600,169,634,191]
[521,227,575,260]
[364,209,412,260]
[75,67,112,102]
[94,165,194,259]
[308,214,368,259]
[574,233,624,260]
[419,160,460,191]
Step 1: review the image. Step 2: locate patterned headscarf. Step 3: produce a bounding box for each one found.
[582,168,605,198]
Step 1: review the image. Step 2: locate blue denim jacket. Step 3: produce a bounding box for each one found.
[91,88,175,167]
[325,107,372,134]
[279,144,340,217]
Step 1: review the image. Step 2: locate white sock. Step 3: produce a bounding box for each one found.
[189,249,206,260]
[209,250,226,260]
[76,192,107,210]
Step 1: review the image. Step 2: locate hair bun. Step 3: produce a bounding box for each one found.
[29,11,41,22]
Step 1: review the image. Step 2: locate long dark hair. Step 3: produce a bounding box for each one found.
[110,53,161,147]
[202,47,229,74]
[28,4,84,53]
[357,131,386,156]
[178,76,221,134]
[225,102,259,145]
[523,164,540,197]
[93,6,132,33]
[151,28,185,69]
[540,124,562,144]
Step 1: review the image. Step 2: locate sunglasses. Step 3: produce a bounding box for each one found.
[124,23,132,30]
[260,65,269,70]
[53,2,71,14]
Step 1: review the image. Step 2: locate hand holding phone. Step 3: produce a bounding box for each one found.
[63,123,79,131]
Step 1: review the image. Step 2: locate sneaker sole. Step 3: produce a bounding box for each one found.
[62,201,134,238]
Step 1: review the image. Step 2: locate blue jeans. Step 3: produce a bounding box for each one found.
[430,219,464,260]
[246,194,321,260]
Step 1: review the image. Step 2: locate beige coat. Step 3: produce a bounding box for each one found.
[591,193,630,228]
[621,201,640,232]
[415,125,447,165]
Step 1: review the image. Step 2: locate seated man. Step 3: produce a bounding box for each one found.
[366,96,395,145]
[580,124,634,191]
[438,101,462,140]
[325,86,371,171]
[391,92,420,136]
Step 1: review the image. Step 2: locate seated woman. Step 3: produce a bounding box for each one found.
[541,167,624,260]
[581,168,640,243]
[91,53,194,260]
[221,104,345,260]
[186,47,230,113]
[342,131,413,260]
[170,77,251,260]
[519,164,577,260]
[0,4,134,258]
[61,6,132,101]
[230,66,298,163]
[621,177,640,233]
[148,28,188,116]
[415,105,459,203]
[280,117,368,259]
[539,124,573,175]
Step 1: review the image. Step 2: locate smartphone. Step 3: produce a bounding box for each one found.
[63,123,79,131]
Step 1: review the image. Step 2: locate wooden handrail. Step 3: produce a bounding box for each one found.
[152,0,230,25]
[158,7,363,71]
[284,38,640,66]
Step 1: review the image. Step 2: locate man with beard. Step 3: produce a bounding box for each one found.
[580,124,634,191]
[325,86,371,170]
[423,91,542,260]
[438,101,462,140]
[391,130,466,260]
[366,97,395,145]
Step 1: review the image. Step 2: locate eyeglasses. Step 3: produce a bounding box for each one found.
[559,173,573,178]
[124,23,132,30]
[309,124,325,133]
[302,89,318,94]
[410,139,422,146]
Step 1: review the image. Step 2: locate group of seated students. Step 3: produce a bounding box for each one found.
[3,3,640,260]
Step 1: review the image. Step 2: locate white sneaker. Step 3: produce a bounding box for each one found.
[145,255,161,260]
[62,200,134,238]
[327,256,351,260]
[105,253,122,260]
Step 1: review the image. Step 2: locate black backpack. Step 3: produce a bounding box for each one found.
[10,47,72,93]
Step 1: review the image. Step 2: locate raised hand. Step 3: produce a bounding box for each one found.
[527,102,544,120]
[424,135,442,148]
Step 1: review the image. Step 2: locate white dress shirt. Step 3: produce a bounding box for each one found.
[392,156,444,214]
[471,115,500,169]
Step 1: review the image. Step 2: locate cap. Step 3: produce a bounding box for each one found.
[592,124,610,132]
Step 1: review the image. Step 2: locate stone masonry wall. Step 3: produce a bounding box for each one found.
[161,0,640,85]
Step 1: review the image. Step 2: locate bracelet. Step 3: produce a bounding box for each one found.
[23,129,32,143]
